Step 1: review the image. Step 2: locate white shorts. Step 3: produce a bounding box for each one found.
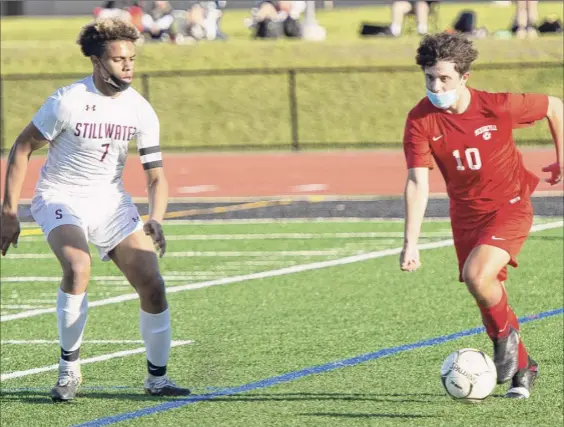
[30,191,144,261]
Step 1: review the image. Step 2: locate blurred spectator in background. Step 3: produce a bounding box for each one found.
[174,1,227,43]
[128,1,145,32]
[245,1,306,39]
[389,1,438,37]
[93,0,132,21]
[512,0,539,39]
[141,0,175,41]
[93,1,145,33]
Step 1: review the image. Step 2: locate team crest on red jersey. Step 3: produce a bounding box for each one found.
[474,125,497,141]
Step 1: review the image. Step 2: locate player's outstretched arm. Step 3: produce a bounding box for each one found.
[143,167,168,258]
[1,122,49,255]
[400,167,429,272]
[542,96,564,185]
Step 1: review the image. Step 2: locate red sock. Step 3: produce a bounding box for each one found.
[479,286,510,339]
[478,286,529,370]
[507,307,530,370]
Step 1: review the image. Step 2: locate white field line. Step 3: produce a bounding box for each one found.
[1,340,146,345]
[18,216,560,228]
[2,221,561,323]
[18,232,446,242]
[0,305,44,310]
[2,299,56,304]
[0,340,193,381]
[4,250,355,259]
[1,275,221,283]
[17,218,450,228]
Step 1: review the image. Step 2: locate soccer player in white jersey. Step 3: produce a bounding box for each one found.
[0,18,191,402]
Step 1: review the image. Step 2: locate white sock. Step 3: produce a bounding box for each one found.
[417,23,428,35]
[57,288,88,372]
[390,23,401,36]
[140,308,171,376]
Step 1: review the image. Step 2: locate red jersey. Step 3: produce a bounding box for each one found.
[403,87,548,225]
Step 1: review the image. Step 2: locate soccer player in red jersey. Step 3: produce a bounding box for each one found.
[400,33,563,399]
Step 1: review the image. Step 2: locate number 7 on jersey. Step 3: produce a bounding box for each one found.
[100,143,110,162]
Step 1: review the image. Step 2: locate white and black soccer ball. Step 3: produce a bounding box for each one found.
[440,348,497,402]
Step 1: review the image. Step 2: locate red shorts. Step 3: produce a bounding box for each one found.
[451,197,534,283]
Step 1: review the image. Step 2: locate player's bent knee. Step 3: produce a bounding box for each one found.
[461,266,492,293]
[136,273,167,310]
[62,256,91,280]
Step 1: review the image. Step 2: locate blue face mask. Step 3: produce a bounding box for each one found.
[426,88,459,110]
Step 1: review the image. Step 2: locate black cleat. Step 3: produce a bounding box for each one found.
[50,370,82,402]
[144,375,191,397]
[493,326,520,384]
[505,357,539,399]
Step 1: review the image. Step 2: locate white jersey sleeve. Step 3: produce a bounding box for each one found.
[136,100,162,170]
[32,88,72,141]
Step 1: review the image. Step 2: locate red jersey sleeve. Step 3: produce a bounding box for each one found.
[506,93,549,129]
[403,114,433,169]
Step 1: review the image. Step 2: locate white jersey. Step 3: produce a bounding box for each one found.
[32,75,162,197]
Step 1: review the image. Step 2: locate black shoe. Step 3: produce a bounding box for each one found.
[505,357,539,399]
[493,326,520,384]
[144,375,191,397]
[50,369,82,402]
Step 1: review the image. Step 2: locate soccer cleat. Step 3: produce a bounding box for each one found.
[492,326,520,384]
[50,368,82,402]
[144,375,191,397]
[505,357,539,399]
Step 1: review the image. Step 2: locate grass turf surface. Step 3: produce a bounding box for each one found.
[1,218,562,427]
[1,2,562,151]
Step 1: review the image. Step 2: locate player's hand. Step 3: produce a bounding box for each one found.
[542,162,563,185]
[400,245,421,272]
[1,212,20,256]
[144,219,166,258]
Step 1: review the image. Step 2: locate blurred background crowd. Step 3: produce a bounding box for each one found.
[87,1,561,44]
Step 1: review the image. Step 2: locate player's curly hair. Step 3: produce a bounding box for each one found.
[416,33,479,75]
[77,18,140,58]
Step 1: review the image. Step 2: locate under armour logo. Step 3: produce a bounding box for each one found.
[86,105,96,111]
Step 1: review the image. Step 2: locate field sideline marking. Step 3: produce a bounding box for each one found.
[18,231,451,242]
[0,341,193,381]
[4,249,362,259]
[2,340,147,345]
[18,216,561,230]
[71,308,564,427]
[2,221,561,323]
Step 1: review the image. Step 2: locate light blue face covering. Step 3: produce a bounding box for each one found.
[426,87,459,109]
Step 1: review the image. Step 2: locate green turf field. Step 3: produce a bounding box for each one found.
[1,218,563,427]
[1,2,563,151]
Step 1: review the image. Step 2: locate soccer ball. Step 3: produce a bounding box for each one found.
[440,348,497,402]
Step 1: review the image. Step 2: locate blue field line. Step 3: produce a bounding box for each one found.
[73,307,563,427]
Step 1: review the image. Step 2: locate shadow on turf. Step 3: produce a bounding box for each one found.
[0,390,172,404]
[300,413,434,419]
[204,391,447,404]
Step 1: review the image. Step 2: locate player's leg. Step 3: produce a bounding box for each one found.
[31,197,91,402]
[461,198,536,395]
[107,230,191,396]
[89,199,190,396]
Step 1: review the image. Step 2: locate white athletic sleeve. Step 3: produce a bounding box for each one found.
[136,101,162,170]
[32,89,72,141]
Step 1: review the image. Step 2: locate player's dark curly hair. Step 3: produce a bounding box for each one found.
[416,33,479,75]
[77,18,140,58]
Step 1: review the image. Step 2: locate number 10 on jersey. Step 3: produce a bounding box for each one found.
[453,148,482,171]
